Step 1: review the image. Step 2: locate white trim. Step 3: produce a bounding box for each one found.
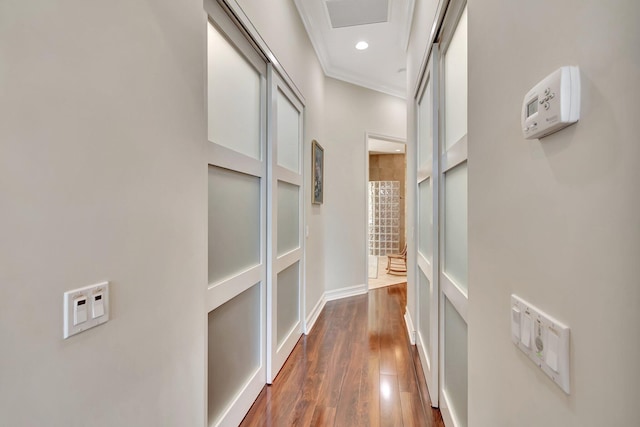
[325,67,406,99]
[275,166,303,186]
[275,248,302,273]
[417,253,433,282]
[292,0,330,76]
[366,133,407,145]
[439,389,458,427]
[210,366,266,427]
[207,143,264,178]
[206,265,262,312]
[417,331,431,372]
[441,134,467,172]
[304,294,326,335]
[441,273,468,322]
[404,309,416,345]
[270,319,302,381]
[325,284,367,302]
[400,0,416,51]
[416,332,439,408]
[417,167,432,183]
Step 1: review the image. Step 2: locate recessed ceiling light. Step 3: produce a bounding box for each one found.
[355,41,369,50]
[395,149,402,152]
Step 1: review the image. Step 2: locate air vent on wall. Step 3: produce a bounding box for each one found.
[325,0,388,28]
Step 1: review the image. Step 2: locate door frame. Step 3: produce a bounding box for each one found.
[363,132,407,290]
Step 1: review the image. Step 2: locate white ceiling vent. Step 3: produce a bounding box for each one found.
[325,0,389,28]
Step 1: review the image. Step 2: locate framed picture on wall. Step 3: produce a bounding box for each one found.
[312,140,324,204]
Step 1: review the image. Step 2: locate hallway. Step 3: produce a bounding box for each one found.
[240,284,444,426]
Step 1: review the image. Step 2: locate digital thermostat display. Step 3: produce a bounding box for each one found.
[521,66,580,139]
[526,97,538,118]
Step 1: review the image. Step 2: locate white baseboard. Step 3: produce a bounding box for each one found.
[324,284,367,302]
[404,309,416,345]
[304,295,326,335]
[439,389,457,427]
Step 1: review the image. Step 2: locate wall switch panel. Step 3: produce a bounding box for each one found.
[511,294,570,394]
[64,282,110,339]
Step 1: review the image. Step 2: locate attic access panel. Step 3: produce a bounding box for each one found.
[325,0,389,28]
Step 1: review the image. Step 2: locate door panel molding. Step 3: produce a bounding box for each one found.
[441,136,467,173]
[207,266,262,312]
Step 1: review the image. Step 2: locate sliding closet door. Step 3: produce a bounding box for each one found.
[416,45,440,407]
[267,69,304,382]
[438,4,468,427]
[206,2,267,425]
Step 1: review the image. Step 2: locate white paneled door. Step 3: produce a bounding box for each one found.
[438,4,468,427]
[206,12,268,427]
[205,1,305,425]
[414,2,467,426]
[416,44,440,408]
[267,69,304,383]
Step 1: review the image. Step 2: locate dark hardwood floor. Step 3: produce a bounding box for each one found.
[240,283,444,427]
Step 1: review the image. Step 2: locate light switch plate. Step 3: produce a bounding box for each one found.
[64,281,110,339]
[511,294,570,394]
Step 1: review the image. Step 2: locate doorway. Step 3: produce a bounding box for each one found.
[366,135,407,290]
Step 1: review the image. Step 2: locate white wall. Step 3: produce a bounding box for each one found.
[0,0,207,425]
[324,78,406,291]
[468,0,640,425]
[235,0,327,319]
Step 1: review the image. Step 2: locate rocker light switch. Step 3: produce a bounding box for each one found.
[73,297,88,325]
[545,328,560,372]
[64,281,110,339]
[92,292,105,318]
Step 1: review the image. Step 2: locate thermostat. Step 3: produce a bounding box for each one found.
[522,66,580,139]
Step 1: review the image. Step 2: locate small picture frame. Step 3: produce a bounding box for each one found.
[312,140,324,205]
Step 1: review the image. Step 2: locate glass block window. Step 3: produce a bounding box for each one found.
[368,181,400,256]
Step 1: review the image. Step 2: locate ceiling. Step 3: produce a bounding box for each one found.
[368,137,406,154]
[294,0,415,98]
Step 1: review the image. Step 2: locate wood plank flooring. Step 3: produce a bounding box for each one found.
[240,283,444,427]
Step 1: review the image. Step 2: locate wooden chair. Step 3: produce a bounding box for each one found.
[386,244,407,275]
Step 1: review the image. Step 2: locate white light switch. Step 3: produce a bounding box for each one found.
[73,297,88,325]
[92,292,105,318]
[511,294,570,394]
[545,328,560,372]
[64,282,110,339]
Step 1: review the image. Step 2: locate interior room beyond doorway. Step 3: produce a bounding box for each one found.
[367,136,407,290]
